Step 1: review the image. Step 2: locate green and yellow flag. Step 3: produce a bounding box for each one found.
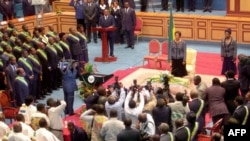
[168,4,175,62]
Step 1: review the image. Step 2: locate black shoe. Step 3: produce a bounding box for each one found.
[87,40,91,44]
[131,46,134,49]
[181,9,184,12]
[188,9,192,12]
[160,9,164,11]
[94,40,97,43]
[176,10,180,12]
[208,9,212,12]
[110,54,115,57]
[203,9,207,12]
[125,46,130,48]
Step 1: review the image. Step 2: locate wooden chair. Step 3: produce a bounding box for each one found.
[0,90,19,123]
[156,41,168,68]
[134,17,143,44]
[143,39,161,69]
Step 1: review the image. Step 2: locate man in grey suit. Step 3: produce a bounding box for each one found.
[99,9,116,57]
[122,2,136,49]
[84,0,98,43]
[5,56,18,101]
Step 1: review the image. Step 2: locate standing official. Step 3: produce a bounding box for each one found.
[84,0,98,43]
[5,57,18,100]
[67,28,82,62]
[99,9,116,57]
[176,0,184,12]
[188,0,196,12]
[122,2,136,49]
[111,1,124,44]
[221,28,237,75]
[124,0,135,9]
[161,0,168,11]
[203,0,212,12]
[69,0,86,32]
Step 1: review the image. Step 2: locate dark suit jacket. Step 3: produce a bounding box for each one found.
[83,2,97,22]
[232,105,248,125]
[28,55,41,79]
[188,98,205,132]
[5,64,17,90]
[22,0,35,17]
[121,7,136,31]
[124,0,135,9]
[99,15,116,36]
[111,8,122,27]
[59,41,71,59]
[0,2,13,19]
[66,34,82,56]
[13,76,29,106]
[204,85,229,117]
[62,67,77,93]
[174,126,190,141]
[221,79,240,114]
[70,126,88,141]
[152,105,172,132]
[245,102,250,126]
[17,57,33,82]
[45,46,58,70]
[117,127,141,141]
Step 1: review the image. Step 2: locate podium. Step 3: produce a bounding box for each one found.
[92,27,117,62]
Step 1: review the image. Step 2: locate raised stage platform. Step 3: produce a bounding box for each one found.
[51,1,250,44]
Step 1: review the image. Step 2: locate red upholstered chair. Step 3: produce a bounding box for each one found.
[0,90,19,123]
[134,17,143,44]
[198,134,211,141]
[203,118,223,136]
[143,39,161,68]
[157,41,168,68]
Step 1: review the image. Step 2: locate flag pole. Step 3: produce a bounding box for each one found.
[167,0,173,63]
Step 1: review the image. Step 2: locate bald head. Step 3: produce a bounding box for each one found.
[190,89,199,99]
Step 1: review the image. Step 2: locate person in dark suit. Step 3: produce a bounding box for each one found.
[77,24,89,63]
[124,0,135,9]
[0,59,5,90]
[17,50,34,95]
[13,68,29,107]
[67,122,88,141]
[176,0,184,12]
[174,118,190,141]
[67,27,83,62]
[61,60,78,115]
[245,92,250,126]
[161,0,168,11]
[122,2,136,49]
[83,0,98,43]
[28,47,42,100]
[140,0,148,12]
[69,0,86,32]
[231,96,248,125]
[117,118,141,141]
[0,0,13,20]
[186,112,200,141]
[5,56,17,100]
[36,42,50,96]
[188,89,205,135]
[22,0,35,17]
[204,77,229,125]
[221,28,237,75]
[152,98,172,133]
[203,0,212,12]
[99,9,116,57]
[45,37,59,91]
[59,32,72,60]
[188,0,196,12]
[221,70,240,115]
[111,1,124,44]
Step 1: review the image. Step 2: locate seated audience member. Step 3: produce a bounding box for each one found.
[80,104,108,141]
[117,118,141,141]
[245,92,250,126]
[100,110,125,141]
[8,122,31,141]
[186,111,200,141]
[168,92,190,132]
[105,86,126,120]
[68,122,88,141]
[19,95,37,125]
[124,86,145,128]
[0,115,10,140]
[137,113,156,140]
[193,75,207,99]
[47,98,66,141]
[211,133,222,141]
[16,114,34,138]
[152,98,172,133]
[188,89,205,134]
[221,70,240,115]
[31,103,50,130]
[174,118,190,141]
[36,118,60,141]
[231,96,248,125]
[158,123,173,141]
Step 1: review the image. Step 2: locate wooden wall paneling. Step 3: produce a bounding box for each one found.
[52,1,75,12]
[196,19,208,41]
[239,20,250,43]
[174,17,194,40]
[58,13,77,33]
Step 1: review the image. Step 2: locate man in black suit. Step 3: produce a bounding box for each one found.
[174,118,190,141]
[83,0,98,43]
[203,0,212,12]
[99,9,116,57]
[68,122,88,141]
[117,118,141,141]
[152,98,172,133]
[5,56,18,100]
[231,96,249,125]
[221,70,240,115]
[0,0,14,20]
[188,90,205,135]
[122,2,136,49]
[124,0,135,9]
